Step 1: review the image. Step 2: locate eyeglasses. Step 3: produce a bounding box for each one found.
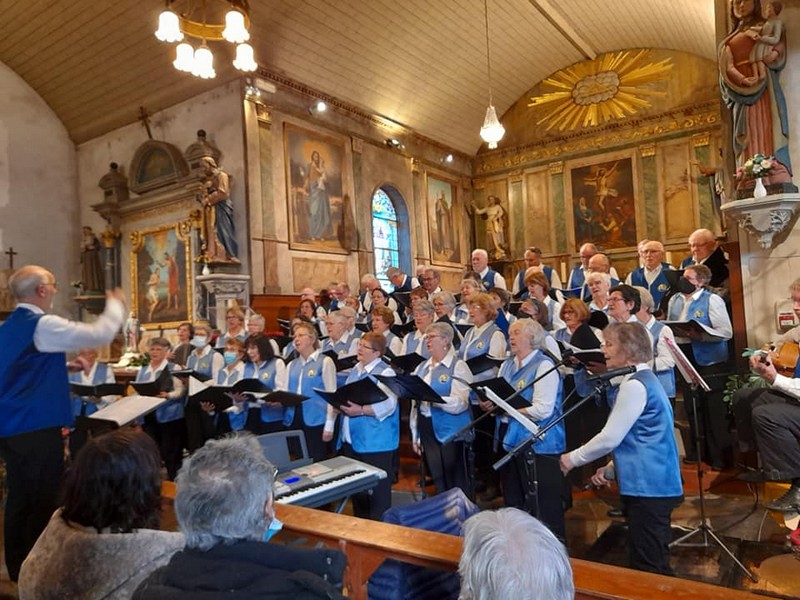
[607,296,625,303]
[360,344,378,352]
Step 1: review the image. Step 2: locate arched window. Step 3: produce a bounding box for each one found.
[372,189,399,290]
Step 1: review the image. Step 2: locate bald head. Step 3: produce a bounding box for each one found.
[9,265,57,309]
[688,229,716,262]
[587,253,610,274]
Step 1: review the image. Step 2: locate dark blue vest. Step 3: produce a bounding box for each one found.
[516,265,553,293]
[628,264,672,307]
[481,268,500,292]
[613,370,683,497]
[0,308,72,435]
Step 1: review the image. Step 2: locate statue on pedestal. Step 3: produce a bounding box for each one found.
[471,196,508,260]
[198,157,239,264]
[80,226,104,293]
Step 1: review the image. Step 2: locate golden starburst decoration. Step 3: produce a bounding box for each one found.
[528,50,673,132]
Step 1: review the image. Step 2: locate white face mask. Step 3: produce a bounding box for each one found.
[191,335,208,348]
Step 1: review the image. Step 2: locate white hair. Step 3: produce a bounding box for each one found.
[472,249,489,261]
[459,508,574,600]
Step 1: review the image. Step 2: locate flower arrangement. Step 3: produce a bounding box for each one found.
[736,154,776,180]
[115,351,150,368]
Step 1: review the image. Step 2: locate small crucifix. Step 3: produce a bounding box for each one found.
[4,247,18,270]
[139,106,153,140]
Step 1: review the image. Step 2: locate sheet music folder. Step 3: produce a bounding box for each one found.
[322,350,359,371]
[69,383,126,397]
[663,319,728,343]
[188,377,307,410]
[129,369,173,397]
[85,394,171,428]
[465,354,506,374]
[470,378,530,410]
[314,377,387,410]
[374,374,446,404]
[385,351,426,374]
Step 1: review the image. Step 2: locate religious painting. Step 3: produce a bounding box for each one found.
[567,155,638,251]
[130,222,192,329]
[284,123,350,255]
[427,174,462,266]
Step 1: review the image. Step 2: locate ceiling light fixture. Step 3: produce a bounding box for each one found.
[479,0,505,149]
[308,100,327,115]
[385,138,403,149]
[443,154,454,164]
[155,0,257,79]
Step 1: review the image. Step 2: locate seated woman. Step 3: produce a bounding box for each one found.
[133,435,345,599]
[243,334,288,435]
[560,322,683,575]
[324,332,398,520]
[19,429,184,599]
[371,306,403,356]
[410,322,474,497]
[481,319,567,540]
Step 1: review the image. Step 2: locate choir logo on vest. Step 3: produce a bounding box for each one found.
[694,309,705,318]
[517,379,526,390]
[438,374,450,384]
[476,341,485,349]
[307,368,317,376]
[657,283,668,292]
[261,373,271,380]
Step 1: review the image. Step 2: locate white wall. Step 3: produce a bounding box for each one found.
[0,60,78,316]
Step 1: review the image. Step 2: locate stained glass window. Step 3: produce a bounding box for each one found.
[372,189,399,290]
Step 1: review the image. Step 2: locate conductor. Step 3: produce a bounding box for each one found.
[0,265,125,581]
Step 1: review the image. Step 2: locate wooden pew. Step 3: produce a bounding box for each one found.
[275,503,762,600]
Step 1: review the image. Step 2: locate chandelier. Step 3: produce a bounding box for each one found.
[479,0,505,149]
[155,0,257,79]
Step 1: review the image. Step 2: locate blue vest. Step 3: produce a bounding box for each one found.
[459,323,502,363]
[0,308,72,435]
[403,333,431,358]
[285,353,329,427]
[187,349,216,378]
[69,363,111,417]
[648,320,676,398]
[417,359,472,443]
[567,265,585,289]
[613,370,683,497]
[215,365,247,430]
[338,362,398,453]
[516,265,553,293]
[629,264,672,307]
[136,362,183,423]
[497,352,564,454]
[481,268,500,292]
[668,289,728,366]
[394,276,414,292]
[244,360,284,423]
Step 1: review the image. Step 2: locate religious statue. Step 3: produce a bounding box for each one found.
[199,156,239,263]
[124,311,141,352]
[80,226,104,292]
[719,0,792,189]
[471,196,508,260]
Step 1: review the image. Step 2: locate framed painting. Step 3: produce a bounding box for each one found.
[566,153,638,251]
[284,123,349,254]
[130,222,192,329]
[426,174,462,266]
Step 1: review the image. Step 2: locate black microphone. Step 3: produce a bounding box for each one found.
[542,347,573,365]
[584,365,636,383]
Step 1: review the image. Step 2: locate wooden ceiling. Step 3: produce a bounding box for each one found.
[0,0,717,154]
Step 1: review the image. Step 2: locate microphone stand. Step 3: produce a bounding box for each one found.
[441,355,571,445]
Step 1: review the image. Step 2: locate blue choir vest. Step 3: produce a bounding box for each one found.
[69,363,111,417]
[459,323,502,362]
[647,320,676,398]
[244,360,283,423]
[629,264,672,307]
[668,289,728,366]
[338,361,398,453]
[516,265,553,293]
[417,359,472,443]
[497,352,564,454]
[187,349,216,378]
[613,370,683,497]
[0,308,72,435]
[403,333,431,358]
[481,268,500,292]
[285,353,329,427]
[136,362,183,423]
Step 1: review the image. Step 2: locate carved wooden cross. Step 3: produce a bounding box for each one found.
[4,247,17,270]
[139,106,153,140]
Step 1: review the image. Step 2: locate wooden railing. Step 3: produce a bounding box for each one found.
[275,504,762,600]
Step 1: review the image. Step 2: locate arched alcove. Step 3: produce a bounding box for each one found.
[371,184,412,289]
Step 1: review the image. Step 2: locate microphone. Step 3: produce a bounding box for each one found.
[584,365,636,383]
[542,347,573,365]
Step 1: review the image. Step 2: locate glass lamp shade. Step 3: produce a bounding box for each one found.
[480,104,505,149]
[233,43,257,72]
[173,43,194,72]
[155,10,183,42]
[222,10,250,43]
[192,45,216,79]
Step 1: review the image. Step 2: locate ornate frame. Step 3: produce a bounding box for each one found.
[425,171,462,267]
[130,221,193,330]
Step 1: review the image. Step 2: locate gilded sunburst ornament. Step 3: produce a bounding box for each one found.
[528,50,673,132]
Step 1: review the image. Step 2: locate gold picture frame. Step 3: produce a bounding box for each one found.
[130,221,193,330]
[426,172,462,267]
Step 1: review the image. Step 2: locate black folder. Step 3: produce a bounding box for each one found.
[465,354,506,375]
[130,369,173,397]
[455,323,473,337]
[374,374,446,404]
[269,334,293,351]
[385,351,426,374]
[587,310,609,330]
[469,378,529,410]
[322,350,359,371]
[70,383,126,397]
[390,321,416,337]
[391,291,412,309]
[171,369,213,382]
[354,322,370,333]
[314,377,387,410]
[508,301,523,317]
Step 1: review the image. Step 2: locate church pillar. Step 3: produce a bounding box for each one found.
[639,143,660,240]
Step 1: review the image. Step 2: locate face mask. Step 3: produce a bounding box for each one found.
[191,335,207,348]
[264,517,284,542]
[223,351,238,365]
[676,277,696,295]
